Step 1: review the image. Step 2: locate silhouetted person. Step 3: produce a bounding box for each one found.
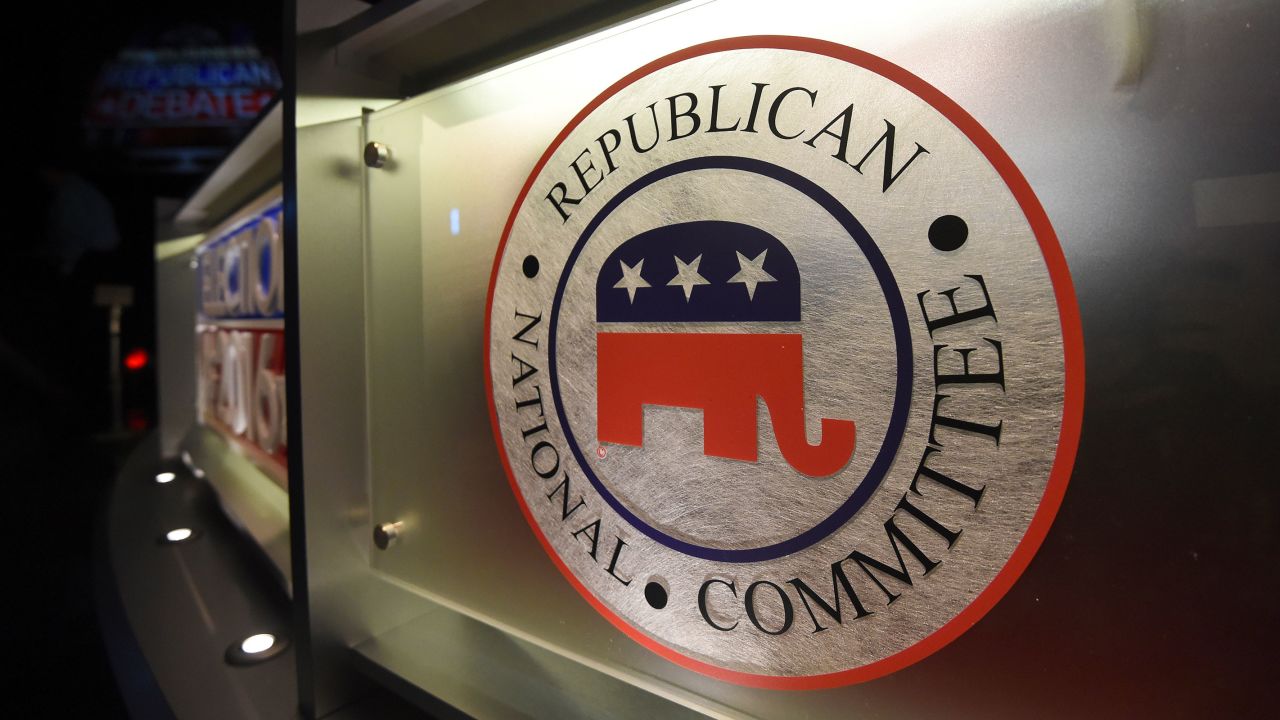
[38,165,121,276]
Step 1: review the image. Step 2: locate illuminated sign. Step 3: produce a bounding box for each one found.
[195,189,286,481]
[485,37,1083,687]
[197,203,284,320]
[197,326,286,467]
[89,46,280,127]
[84,27,281,174]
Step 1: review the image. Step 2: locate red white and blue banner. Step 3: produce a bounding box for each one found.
[195,188,286,482]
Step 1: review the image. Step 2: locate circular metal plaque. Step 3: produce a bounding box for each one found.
[485,36,1083,688]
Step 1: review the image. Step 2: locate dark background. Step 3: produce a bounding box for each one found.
[3,1,280,715]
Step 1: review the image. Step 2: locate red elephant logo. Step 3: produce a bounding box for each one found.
[594,221,856,478]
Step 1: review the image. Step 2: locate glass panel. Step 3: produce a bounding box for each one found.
[358,0,1279,715]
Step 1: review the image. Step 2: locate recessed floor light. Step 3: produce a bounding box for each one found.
[155,472,176,484]
[225,632,289,665]
[241,633,275,654]
[158,528,200,544]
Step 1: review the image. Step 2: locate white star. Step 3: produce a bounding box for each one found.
[612,259,650,303]
[667,254,710,301]
[727,250,777,300]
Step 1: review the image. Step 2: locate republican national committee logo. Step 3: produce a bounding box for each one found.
[485,36,1083,688]
[597,219,859,480]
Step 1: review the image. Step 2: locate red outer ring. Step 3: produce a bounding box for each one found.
[483,35,1085,690]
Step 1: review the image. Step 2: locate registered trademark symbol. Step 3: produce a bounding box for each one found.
[596,446,607,459]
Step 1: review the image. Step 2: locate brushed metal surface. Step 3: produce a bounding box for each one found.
[324,0,1280,716]
[488,44,1069,678]
[365,141,391,168]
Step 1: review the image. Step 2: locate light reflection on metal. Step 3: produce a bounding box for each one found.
[364,141,391,168]
[373,521,404,550]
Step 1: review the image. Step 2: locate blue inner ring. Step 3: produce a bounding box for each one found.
[548,156,913,563]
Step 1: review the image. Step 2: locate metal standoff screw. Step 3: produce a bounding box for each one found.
[364,141,390,168]
[373,521,403,550]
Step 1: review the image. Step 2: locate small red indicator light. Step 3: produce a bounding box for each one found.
[124,348,149,371]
